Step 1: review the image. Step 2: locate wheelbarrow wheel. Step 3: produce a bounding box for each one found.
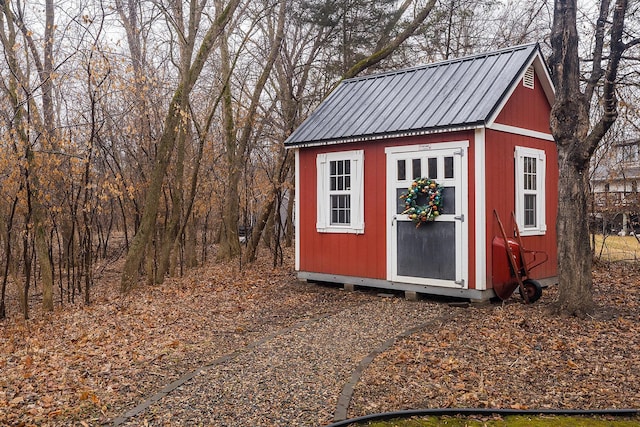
[519,279,542,303]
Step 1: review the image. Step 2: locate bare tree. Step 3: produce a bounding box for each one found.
[216,0,286,260]
[549,0,640,316]
[120,0,241,292]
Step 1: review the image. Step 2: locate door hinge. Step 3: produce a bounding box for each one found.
[454,214,465,222]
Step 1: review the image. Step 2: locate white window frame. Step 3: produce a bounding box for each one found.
[316,150,364,234]
[515,146,546,236]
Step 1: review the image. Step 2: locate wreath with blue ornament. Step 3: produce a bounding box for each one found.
[400,178,443,227]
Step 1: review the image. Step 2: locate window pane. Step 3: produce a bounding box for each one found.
[337,160,343,175]
[524,194,536,227]
[397,160,406,181]
[337,176,344,190]
[330,177,336,191]
[524,157,536,190]
[330,194,351,225]
[412,159,421,179]
[444,157,454,179]
[345,176,351,190]
[428,158,437,179]
[345,160,350,174]
[330,161,336,175]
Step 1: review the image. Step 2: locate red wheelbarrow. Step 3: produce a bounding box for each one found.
[492,210,548,303]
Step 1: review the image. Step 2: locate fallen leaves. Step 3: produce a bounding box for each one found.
[0,247,373,426]
[349,262,640,416]
[2,253,640,426]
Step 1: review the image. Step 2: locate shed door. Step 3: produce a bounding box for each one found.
[387,144,467,288]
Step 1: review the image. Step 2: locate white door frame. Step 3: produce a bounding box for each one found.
[385,141,469,288]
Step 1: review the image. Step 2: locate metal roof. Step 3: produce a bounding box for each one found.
[285,43,551,148]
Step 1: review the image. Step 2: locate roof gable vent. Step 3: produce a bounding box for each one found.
[523,65,534,89]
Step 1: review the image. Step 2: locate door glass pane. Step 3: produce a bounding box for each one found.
[444,156,454,179]
[428,158,437,179]
[397,160,406,181]
[412,158,421,179]
[397,188,407,214]
[441,187,456,214]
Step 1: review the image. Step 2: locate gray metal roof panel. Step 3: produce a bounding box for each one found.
[354,72,412,136]
[285,43,544,146]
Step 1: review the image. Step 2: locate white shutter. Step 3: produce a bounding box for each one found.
[351,150,365,233]
[316,154,327,231]
[538,151,547,232]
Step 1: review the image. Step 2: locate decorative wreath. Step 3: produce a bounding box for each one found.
[400,178,443,227]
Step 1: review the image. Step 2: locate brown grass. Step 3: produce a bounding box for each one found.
[593,234,640,262]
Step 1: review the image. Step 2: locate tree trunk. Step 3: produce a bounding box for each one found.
[34,219,54,311]
[216,26,241,260]
[120,93,180,291]
[244,192,275,263]
[284,185,295,248]
[156,128,185,283]
[555,153,595,315]
[185,220,198,268]
[549,0,630,316]
[0,196,19,319]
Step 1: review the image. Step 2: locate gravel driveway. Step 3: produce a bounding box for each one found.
[112,296,448,426]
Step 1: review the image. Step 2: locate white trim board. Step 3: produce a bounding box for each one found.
[474,128,487,290]
[488,123,554,141]
[298,271,495,301]
[385,140,470,154]
[294,149,300,271]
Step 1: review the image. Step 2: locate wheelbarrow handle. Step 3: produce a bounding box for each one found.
[521,248,549,273]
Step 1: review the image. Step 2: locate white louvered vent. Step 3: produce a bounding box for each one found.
[523,65,534,89]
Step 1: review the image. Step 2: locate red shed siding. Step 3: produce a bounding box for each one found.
[298,130,477,286]
[484,129,558,284]
[494,73,551,133]
[298,142,387,279]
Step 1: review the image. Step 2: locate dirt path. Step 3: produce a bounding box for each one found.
[113,298,447,426]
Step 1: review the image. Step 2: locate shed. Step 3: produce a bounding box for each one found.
[285,43,558,301]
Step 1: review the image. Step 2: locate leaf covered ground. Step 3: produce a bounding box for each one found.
[349,262,640,416]
[0,250,375,425]
[1,251,640,426]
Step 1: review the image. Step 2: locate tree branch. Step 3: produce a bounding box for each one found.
[584,0,629,160]
[341,0,436,80]
[584,0,610,103]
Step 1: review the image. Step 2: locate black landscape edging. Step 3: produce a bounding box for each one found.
[326,408,640,427]
[333,313,453,422]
